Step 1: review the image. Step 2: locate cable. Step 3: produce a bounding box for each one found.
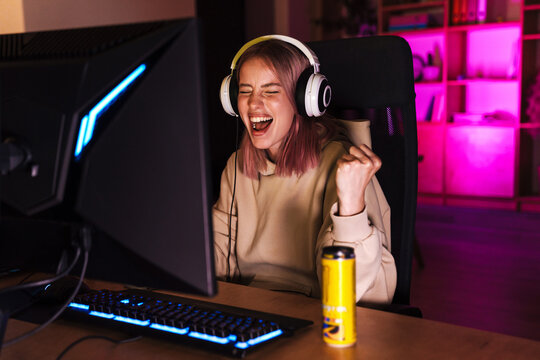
[3,273,47,320]
[55,335,142,360]
[0,247,81,296]
[1,228,91,348]
[226,116,240,281]
[1,248,88,347]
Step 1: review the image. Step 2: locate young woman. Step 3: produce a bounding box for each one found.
[213,36,396,304]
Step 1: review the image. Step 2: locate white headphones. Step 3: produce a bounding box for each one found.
[219,34,332,118]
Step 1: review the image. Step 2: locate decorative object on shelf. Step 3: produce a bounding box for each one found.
[452,111,515,124]
[507,40,519,79]
[315,0,377,38]
[340,0,377,36]
[526,71,540,135]
[432,43,442,70]
[412,54,425,82]
[483,110,517,123]
[537,164,540,195]
[524,71,540,196]
[423,53,441,81]
[453,112,484,123]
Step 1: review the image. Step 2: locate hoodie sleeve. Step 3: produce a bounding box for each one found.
[315,145,396,304]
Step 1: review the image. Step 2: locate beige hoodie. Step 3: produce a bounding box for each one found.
[213,140,396,304]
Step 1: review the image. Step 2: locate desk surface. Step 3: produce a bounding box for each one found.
[2,276,540,359]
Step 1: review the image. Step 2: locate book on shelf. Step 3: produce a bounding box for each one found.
[452,0,461,25]
[477,0,487,23]
[467,0,477,24]
[422,93,444,122]
[388,13,429,31]
[459,0,468,24]
[423,95,435,121]
[451,0,487,25]
[387,8,444,32]
[431,93,445,122]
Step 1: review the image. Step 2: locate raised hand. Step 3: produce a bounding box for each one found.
[336,144,382,216]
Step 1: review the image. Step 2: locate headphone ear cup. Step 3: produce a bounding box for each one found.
[295,68,312,117]
[220,73,239,116]
[307,73,331,117]
[295,68,332,118]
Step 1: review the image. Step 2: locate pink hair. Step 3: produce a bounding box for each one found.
[236,39,339,178]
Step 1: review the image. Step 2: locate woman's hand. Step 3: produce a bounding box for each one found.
[336,145,382,216]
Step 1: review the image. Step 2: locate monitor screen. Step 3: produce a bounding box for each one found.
[0,18,216,297]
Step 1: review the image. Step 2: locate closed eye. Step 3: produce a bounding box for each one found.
[238,84,252,94]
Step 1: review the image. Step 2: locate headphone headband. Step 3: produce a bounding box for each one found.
[229,34,320,73]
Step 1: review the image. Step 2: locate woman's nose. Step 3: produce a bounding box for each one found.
[247,92,263,107]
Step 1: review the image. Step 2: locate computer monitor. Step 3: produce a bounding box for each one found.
[0,18,216,297]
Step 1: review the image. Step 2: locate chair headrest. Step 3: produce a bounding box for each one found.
[308,36,415,109]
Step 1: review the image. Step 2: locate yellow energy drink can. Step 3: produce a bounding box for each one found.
[321,246,356,347]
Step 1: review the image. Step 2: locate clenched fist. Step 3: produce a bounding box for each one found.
[336,144,382,216]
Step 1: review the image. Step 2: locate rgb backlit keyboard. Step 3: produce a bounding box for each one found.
[65,288,312,357]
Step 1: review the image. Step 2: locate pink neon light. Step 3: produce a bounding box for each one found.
[446,126,515,197]
[467,26,520,79]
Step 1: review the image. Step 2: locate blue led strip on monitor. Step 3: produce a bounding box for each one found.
[74,63,147,157]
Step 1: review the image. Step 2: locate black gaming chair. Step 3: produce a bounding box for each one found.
[309,36,421,317]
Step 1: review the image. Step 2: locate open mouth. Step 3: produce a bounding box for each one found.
[250,116,273,132]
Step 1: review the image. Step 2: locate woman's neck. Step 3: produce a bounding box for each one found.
[265,149,277,163]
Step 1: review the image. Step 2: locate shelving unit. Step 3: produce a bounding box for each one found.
[378,0,540,211]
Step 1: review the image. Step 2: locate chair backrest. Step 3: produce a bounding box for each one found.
[309,36,418,305]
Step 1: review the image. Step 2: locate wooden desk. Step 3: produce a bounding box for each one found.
[2,278,540,359]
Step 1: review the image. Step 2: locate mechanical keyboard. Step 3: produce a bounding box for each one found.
[65,288,313,357]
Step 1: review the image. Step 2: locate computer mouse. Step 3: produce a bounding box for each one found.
[39,276,90,304]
